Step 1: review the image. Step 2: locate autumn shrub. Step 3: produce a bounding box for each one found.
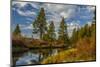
[76,35,96,60]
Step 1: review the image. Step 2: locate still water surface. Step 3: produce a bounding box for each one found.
[15,48,61,65]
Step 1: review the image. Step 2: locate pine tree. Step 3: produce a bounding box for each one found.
[32,8,47,39]
[84,24,91,37]
[48,21,56,41]
[13,24,21,36]
[58,17,69,46]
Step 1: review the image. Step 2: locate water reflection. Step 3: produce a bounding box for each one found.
[16,52,41,65]
[14,48,64,65]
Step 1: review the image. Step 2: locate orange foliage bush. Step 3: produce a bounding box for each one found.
[76,35,96,60]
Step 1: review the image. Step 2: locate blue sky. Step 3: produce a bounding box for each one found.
[11,1,95,38]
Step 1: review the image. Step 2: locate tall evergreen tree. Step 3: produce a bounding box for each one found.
[58,17,69,45]
[48,21,56,41]
[32,8,47,39]
[13,24,21,36]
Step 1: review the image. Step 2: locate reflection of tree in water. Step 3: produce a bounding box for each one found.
[13,47,64,66]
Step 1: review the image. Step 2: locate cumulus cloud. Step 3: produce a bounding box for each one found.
[17,9,36,16]
[26,18,33,21]
[19,24,33,30]
[12,1,38,17]
[41,3,77,19]
[12,1,28,8]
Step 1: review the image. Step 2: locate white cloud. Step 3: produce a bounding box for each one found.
[12,1,28,8]
[12,1,37,17]
[60,11,68,18]
[26,18,33,21]
[26,21,31,24]
[12,1,77,20]
[24,24,33,30]
[29,2,40,9]
[19,24,33,30]
[42,3,77,19]
[17,9,36,16]
[12,1,39,9]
